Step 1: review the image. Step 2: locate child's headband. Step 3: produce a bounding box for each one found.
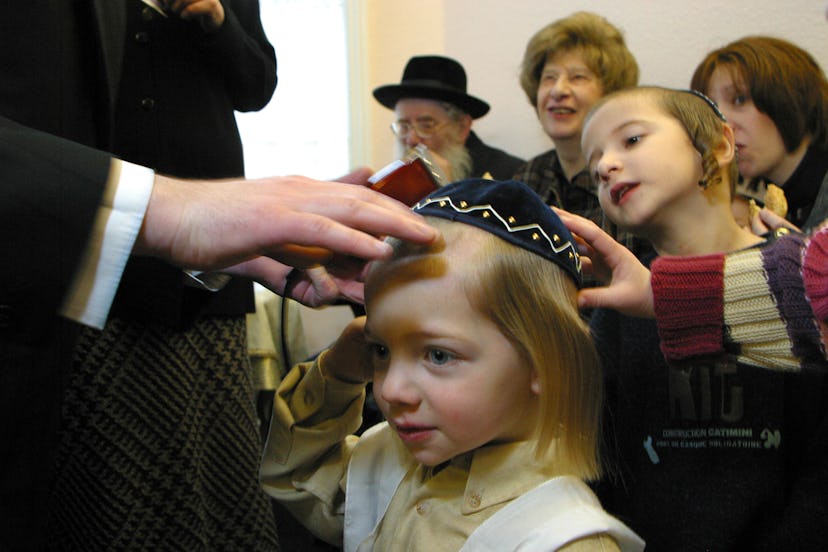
[686,89,727,122]
[413,179,582,287]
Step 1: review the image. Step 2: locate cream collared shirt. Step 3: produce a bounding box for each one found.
[261,358,622,551]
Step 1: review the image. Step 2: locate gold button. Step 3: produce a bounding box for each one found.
[468,493,481,508]
[553,234,560,243]
[459,201,468,208]
[531,232,540,240]
[508,216,516,224]
[482,211,490,218]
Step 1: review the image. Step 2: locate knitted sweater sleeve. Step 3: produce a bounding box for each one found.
[651,227,828,369]
[802,223,828,325]
[650,254,725,359]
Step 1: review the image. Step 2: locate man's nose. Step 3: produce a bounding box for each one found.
[404,133,423,148]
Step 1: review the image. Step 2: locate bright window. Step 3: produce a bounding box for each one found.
[236,0,351,180]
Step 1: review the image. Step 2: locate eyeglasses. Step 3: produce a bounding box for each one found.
[390,118,448,140]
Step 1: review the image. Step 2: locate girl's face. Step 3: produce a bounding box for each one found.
[581,94,705,232]
[365,249,538,467]
[535,50,604,144]
[705,66,790,183]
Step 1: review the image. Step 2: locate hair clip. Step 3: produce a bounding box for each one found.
[686,89,727,122]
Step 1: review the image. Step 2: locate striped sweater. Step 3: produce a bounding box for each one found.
[590,224,828,550]
[651,224,828,370]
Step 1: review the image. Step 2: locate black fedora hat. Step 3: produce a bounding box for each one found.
[373,55,490,119]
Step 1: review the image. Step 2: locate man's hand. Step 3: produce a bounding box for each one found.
[225,256,367,307]
[135,174,438,306]
[163,0,225,32]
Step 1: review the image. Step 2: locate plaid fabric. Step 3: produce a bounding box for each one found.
[48,315,279,551]
[513,149,652,260]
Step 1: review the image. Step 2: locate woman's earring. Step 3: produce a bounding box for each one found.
[698,179,709,189]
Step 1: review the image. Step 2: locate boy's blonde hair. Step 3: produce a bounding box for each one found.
[587,86,738,194]
[371,218,603,481]
[519,11,639,106]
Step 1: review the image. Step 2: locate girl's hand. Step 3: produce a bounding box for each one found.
[553,208,655,318]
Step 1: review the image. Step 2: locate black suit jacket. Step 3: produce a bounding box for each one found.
[0,2,276,545]
[465,130,525,181]
[0,116,115,547]
[108,0,277,325]
[0,0,277,328]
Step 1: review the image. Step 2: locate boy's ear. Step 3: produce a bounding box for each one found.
[715,123,736,165]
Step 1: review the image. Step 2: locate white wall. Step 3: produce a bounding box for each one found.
[358,0,828,168]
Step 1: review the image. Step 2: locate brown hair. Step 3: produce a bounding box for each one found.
[371,218,603,480]
[691,36,828,150]
[519,11,639,106]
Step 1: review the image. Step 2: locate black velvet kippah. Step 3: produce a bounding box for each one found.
[413,179,582,287]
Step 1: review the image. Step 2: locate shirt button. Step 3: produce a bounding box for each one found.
[140,97,156,110]
[467,493,481,508]
[415,502,428,516]
[134,31,150,43]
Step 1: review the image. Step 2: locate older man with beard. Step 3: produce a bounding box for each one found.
[374,55,523,182]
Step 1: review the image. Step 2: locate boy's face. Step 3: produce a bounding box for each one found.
[535,49,603,145]
[364,242,538,467]
[581,94,704,234]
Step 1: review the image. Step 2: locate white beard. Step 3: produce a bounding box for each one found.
[395,140,472,182]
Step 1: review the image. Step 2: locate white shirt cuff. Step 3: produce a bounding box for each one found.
[60,160,155,328]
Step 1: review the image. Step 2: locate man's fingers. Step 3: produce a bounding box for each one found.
[262,204,436,262]
[270,244,333,268]
[334,166,374,185]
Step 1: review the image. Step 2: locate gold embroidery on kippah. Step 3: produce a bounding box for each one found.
[413,195,582,274]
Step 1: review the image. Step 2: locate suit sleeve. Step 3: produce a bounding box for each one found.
[203,0,278,112]
[0,116,110,338]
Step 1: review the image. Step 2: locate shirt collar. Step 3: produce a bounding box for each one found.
[460,440,562,514]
